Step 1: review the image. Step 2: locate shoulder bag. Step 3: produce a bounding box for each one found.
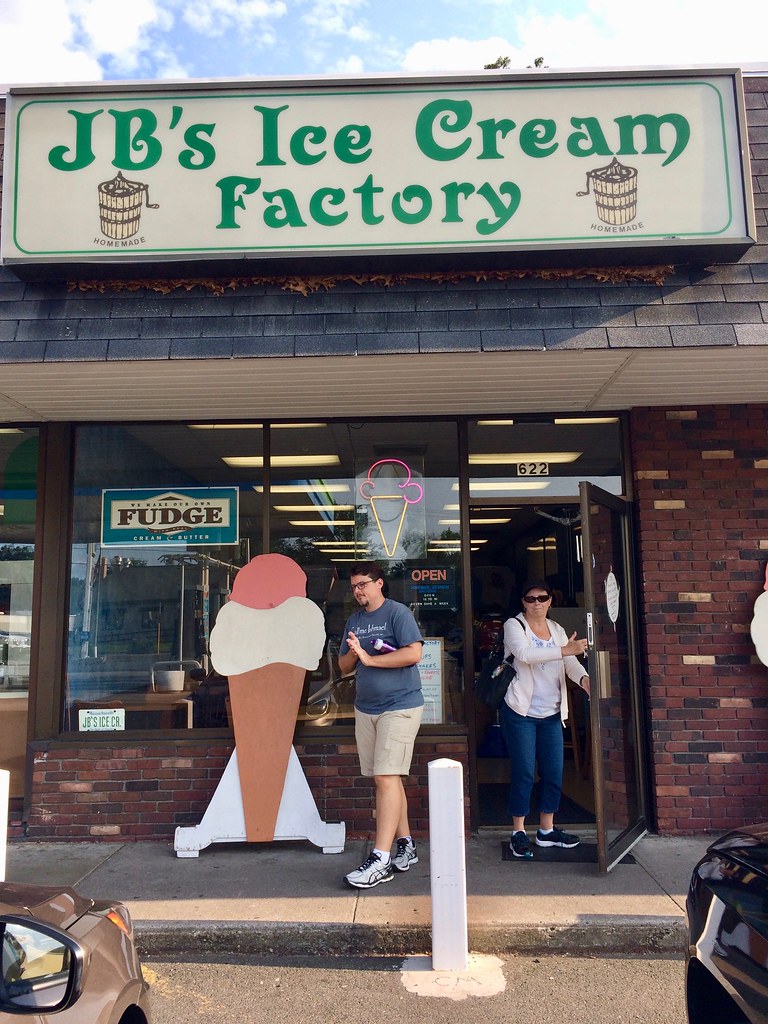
[474,644,515,708]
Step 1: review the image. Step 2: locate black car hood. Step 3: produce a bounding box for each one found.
[0,882,93,930]
[705,823,768,879]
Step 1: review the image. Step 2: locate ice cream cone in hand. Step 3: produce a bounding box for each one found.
[210,554,326,841]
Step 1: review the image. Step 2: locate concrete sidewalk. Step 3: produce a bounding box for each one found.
[4,831,711,958]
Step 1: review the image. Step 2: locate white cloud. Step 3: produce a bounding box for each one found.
[0,0,178,85]
[180,0,287,37]
[152,48,192,80]
[75,1,172,76]
[396,2,768,77]
[508,0,768,69]
[302,0,368,40]
[331,54,366,74]
[401,36,525,73]
[0,0,103,85]
[2,0,767,90]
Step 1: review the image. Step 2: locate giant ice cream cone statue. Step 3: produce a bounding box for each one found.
[174,554,346,857]
[209,554,325,840]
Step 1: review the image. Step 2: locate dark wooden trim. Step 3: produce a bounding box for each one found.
[28,423,74,742]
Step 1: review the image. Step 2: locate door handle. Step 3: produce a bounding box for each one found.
[595,649,612,699]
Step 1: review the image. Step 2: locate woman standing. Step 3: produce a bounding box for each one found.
[500,579,591,859]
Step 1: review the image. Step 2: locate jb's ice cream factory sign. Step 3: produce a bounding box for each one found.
[0,69,755,266]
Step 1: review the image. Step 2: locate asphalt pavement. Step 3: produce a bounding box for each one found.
[3,829,711,958]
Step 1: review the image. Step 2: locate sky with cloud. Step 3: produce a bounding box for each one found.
[1,0,767,88]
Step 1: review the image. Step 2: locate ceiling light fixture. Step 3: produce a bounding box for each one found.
[254,484,350,494]
[274,504,354,512]
[439,517,512,525]
[469,452,582,465]
[289,519,355,527]
[191,422,327,429]
[554,417,619,425]
[225,455,340,468]
[311,540,367,547]
[456,481,551,492]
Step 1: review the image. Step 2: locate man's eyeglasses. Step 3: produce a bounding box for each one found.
[350,579,374,592]
[523,594,551,604]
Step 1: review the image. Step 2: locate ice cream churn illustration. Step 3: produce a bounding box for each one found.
[577,157,638,225]
[98,171,159,240]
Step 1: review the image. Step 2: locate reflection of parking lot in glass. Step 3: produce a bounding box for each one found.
[0,633,31,648]
[1,921,71,1007]
[0,630,30,690]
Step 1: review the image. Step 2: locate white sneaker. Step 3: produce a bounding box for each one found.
[392,838,418,872]
[344,851,394,889]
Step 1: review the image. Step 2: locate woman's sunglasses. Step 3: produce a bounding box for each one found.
[523,594,551,604]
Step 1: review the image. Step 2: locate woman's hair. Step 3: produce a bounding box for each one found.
[348,561,385,583]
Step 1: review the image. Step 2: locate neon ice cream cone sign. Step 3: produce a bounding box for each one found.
[359,459,424,557]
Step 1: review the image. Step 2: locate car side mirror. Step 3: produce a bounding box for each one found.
[0,916,84,1015]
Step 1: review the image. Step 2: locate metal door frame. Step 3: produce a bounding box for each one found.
[580,481,649,872]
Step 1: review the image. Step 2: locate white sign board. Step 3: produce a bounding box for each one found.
[1,69,754,266]
[419,637,444,725]
[78,708,125,731]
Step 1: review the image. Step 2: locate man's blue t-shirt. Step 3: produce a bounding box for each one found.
[339,598,424,714]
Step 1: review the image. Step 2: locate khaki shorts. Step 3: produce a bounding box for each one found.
[355,705,424,777]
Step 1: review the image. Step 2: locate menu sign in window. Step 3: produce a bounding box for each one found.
[418,638,444,725]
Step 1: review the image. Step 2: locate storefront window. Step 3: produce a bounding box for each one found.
[0,427,38,798]
[467,417,623,499]
[268,420,464,729]
[64,420,465,735]
[64,424,263,732]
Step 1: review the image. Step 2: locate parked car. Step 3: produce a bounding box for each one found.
[686,823,768,1024]
[1,881,151,1022]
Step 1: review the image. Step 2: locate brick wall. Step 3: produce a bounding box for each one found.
[23,735,469,842]
[631,404,768,833]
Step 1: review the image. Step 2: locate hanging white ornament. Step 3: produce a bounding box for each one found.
[750,564,768,666]
[605,567,620,631]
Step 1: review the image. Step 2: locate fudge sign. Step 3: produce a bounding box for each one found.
[101,488,239,546]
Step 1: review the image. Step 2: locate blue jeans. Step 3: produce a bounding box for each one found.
[499,703,564,818]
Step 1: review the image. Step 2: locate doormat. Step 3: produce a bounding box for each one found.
[479,783,595,827]
[500,841,635,865]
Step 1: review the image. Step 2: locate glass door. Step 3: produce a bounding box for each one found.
[469,502,595,832]
[580,482,648,872]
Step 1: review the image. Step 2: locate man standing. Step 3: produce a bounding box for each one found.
[338,562,424,889]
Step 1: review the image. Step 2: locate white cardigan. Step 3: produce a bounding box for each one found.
[502,613,588,724]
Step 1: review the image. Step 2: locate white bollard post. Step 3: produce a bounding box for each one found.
[428,757,468,971]
[0,769,9,883]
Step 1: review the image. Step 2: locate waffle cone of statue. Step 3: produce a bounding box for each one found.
[209,554,325,841]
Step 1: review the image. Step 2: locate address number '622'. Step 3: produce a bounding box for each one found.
[517,462,549,476]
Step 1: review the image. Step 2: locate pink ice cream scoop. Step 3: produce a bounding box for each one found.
[230,552,310,609]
